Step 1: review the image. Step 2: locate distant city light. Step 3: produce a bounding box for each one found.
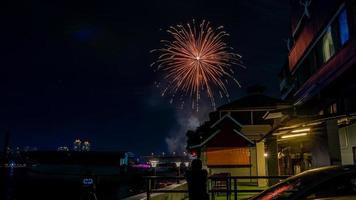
[82,178,94,186]
[72,139,91,151]
[82,140,91,151]
[174,162,182,167]
[149,160,159,168]
[132,164,151,169]
[9,161,16,168]
[184,162,190,167]
[57,146,69,151]
[73,139,82,151]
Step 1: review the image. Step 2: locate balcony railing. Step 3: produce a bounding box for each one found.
[145,175,290,200]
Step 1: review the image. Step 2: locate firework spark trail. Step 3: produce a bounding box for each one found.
[151,20,244,111]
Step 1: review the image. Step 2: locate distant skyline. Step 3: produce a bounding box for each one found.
[1,0,290,154]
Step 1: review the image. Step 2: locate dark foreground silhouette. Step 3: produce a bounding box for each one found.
[186,159,209,200]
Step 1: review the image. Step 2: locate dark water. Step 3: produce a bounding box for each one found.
[1,167,147,200]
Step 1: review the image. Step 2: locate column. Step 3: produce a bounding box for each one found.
[256,141,267,187]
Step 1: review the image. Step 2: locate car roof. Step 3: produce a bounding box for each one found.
[285,165,356,180]
[312,195,356,200]
[251,165,356,200]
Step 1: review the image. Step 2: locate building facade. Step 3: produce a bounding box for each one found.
[187,91,290,186]
[266,0,356,175]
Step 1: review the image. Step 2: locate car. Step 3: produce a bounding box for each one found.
[249,165,356,200]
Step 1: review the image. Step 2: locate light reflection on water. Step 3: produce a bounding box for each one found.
[4,167,16,200]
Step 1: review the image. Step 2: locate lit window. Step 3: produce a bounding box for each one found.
[318,110,324,116]
[329,103,337,114]
[321,27,335,63]
[338,9,350,45]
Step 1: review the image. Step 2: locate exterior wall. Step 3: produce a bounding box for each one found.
[250,147,257,177]
[288,0,343,71]
[311,135,331,167]
[200,148,208,169]
[281,0,356,102]
[205,147,257,183]
[326,120,342,165]
[241,125,272,141]
[339,123,356,165]
[256,141,267,187]
[266,136,279,184]
[206,147,250,166]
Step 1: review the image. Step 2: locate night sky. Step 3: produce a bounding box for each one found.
[1,0,290,154]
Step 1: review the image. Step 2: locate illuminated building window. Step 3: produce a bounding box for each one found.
[290,6,353,93]
[318,110,324,116]
[338,9,350,45]
[328,103,337,114]
[321,26,335,63]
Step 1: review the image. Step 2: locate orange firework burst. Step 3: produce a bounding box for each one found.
[151,20,244,111]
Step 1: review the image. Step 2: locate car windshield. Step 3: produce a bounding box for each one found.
[252,168,337,200]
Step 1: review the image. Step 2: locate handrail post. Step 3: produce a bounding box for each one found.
[226,177,229,200]
[234,177,237,200]
[146,178,151,200]
[229,177,231,200]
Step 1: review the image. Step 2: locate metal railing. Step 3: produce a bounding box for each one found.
[145,175,290,200]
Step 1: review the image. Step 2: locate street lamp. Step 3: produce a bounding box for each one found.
[150,160,158,168]
[149,160,158,176]
[149,160,159,189]
[184,162,190,167]
[175,161,182,184]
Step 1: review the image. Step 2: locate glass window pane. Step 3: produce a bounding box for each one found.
[321,27,335,63]
[338,9,350,45]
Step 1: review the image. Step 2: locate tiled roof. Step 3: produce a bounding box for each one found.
[218,94,284,110]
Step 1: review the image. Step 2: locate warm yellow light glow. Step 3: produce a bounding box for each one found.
[184,162,190,167]
[149,160,159,168]
[291,128,310,133]
[264,153,268,157]
[207,147,250,166]
[281,133,308,139]
[175,162,181,167]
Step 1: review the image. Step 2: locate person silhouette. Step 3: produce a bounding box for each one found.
[186,159,209,200]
